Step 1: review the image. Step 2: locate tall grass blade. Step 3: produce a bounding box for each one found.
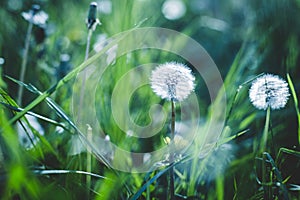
[7,24,143,126]
[0,87,57,156]
[217,129,249,146]
[0,102,68,131]
[286,73,300,145]
[216,175,224,200]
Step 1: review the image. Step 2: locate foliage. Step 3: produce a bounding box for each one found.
[0,0,300,199]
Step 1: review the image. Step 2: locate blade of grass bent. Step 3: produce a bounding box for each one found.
[27,85,135,196]
[275,147,300,166]
[0,88,57,156]
[6,76,119,177]
[216,129,249,146]
[7,26,139,126]
[0,102,68,131]
[130,162,178,200]
[130,155,192,200]
[2,36,132,196]
[32,169,109,180]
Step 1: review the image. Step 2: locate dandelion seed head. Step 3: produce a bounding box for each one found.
[249,74,290,110]
[150,62,195,101]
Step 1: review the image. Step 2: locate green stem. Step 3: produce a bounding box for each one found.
[261,106,271,153]
[85,30,93,61]
[146,185,150,200]
[79,32,93,199]
[17,21,33,106]
[168,100,175,200]
[86,124,92,199]
[261,106,271,199]
[78,29,93,121]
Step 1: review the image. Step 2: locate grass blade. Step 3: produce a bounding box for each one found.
[6,26,141,126]
[286,73,300,145]
[0,102,68,131]
[130,156,191,200]
[0,88,58,156]
[32,169,109,180]
[263,152,289,200]
[216,129,250,146]
[10,75,134,195]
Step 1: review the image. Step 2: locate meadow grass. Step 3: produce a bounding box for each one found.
[0,0,300,199]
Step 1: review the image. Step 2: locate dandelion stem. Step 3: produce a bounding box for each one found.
[17,21,33,106]
[168,100,175,200]
[171,101,175,140]
[261,106,270,153]
[85,30,93,61]
[78,29,93,121]
[78,1,99,120]
[261,106,272,199]
[86,124,92,199]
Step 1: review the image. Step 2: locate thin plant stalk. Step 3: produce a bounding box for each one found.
[17,21,33,105]
[261,106,270,153]
[168,100,175,200]
[79,30,93,198]
[0,145,3,164]
[78,5,97,195]
[78,2,99,120]
[86,124,93,199]
[261,106,271,199]
[78,29,93,120]
[85,30,93,61]
[146,185,150,200]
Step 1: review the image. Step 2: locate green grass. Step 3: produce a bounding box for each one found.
[0,0,300,199]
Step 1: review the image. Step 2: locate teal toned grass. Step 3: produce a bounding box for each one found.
[17,9,33,106]
[1,0,300,199]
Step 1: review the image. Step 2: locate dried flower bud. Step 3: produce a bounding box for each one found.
[86,2,101,30]
[31,4,40,14]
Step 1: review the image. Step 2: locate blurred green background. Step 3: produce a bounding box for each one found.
[0,0,300,199]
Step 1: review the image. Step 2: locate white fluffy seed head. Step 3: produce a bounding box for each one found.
[150,62,195,101]
[249,74,290,110]
[22,10,48,26]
